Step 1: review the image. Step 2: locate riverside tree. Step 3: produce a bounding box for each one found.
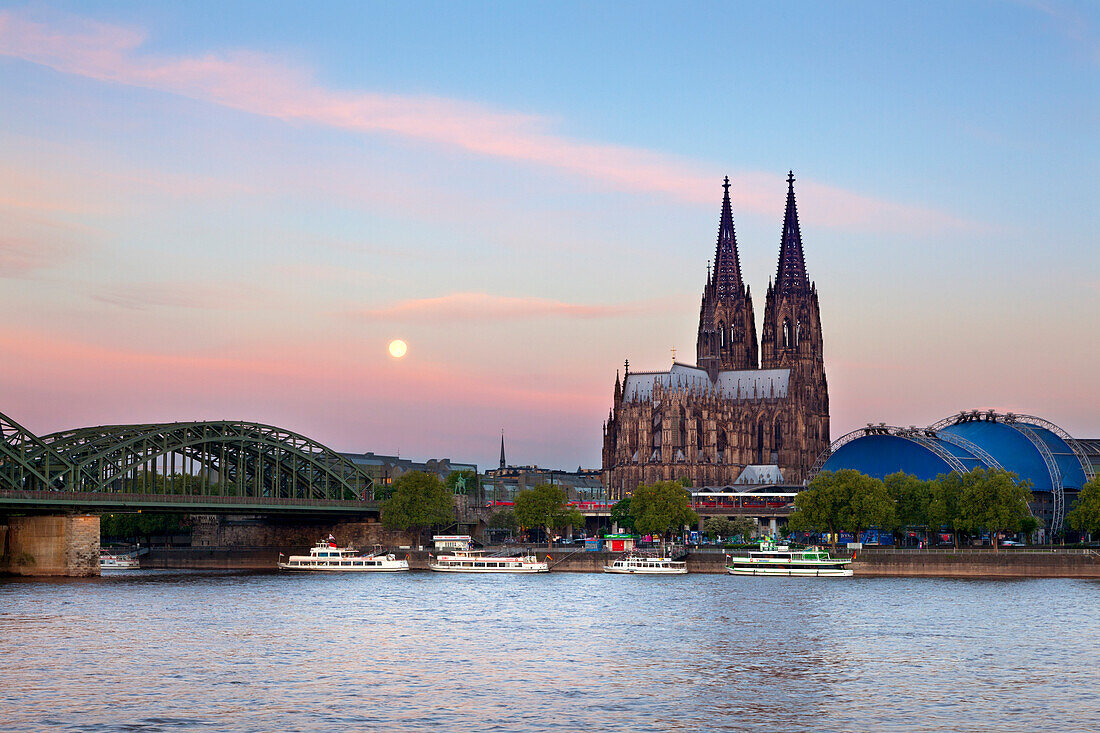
[513,483,584,547]
[1067,477,1100,538]
[884,472,934,544]
[380,471,455,548]
[932,469,1033,548]
[703,516,755,543]
[788,469,894,546]
[610,496,635,531]
[487,509,518,538]
[630,480,698,551]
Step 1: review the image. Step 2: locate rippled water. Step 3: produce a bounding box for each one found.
[2,571,1098,732]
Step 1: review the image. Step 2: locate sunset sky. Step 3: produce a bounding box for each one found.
[1,1,1097,470]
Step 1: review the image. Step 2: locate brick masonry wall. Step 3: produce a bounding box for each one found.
[0,515,100,576]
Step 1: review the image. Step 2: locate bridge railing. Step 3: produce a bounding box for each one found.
[0,489,379,511]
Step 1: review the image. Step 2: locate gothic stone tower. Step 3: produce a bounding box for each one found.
[760,172,830,479]
[602,173,830,498]
[697,177,758,379]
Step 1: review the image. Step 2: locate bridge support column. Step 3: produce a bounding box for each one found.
[1,515,100,576]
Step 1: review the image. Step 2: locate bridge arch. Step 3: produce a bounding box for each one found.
[1,414,375,510]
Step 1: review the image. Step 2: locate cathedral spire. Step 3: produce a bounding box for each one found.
[499,430,506,469]
[712,176,744,298]
[775,171,809,294]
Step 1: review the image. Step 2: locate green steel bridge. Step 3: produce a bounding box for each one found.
[0,411,379,515]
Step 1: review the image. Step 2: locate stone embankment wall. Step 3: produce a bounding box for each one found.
[140,543,1100,578]
[0,515,100,576]
[191,515,417,551]
[852,549,1100,578]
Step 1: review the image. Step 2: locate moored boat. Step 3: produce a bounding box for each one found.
[725,540,852,577]
[603,554,687,574]
[277,539,409,572]
[428,549,549,573]
[100,553,140,569]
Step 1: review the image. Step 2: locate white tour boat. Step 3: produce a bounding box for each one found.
[603,554,687,574]
[726,540,853,577]
[277,540,410,572]
[428,549,549,573]
[100,553,140,569]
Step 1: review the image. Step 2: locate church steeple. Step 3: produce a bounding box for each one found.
[713,176,744,298]
[697,176,757,376]
[775,171,809,295]
[499,430,506,469]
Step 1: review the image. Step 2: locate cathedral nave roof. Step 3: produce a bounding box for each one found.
[622,362,790,402]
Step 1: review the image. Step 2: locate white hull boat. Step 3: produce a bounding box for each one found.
[429,550,548,573]
[100,554,140,569]
[603,555,687,574]
[726,541,852,577]
[278,540,410,572]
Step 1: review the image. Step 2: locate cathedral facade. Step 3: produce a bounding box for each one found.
[602,173,829,497]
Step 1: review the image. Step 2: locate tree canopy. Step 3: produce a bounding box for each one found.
[788,469,894,541]
[885,472,933,530]
[380,471,455,543]
[792,468,1038,547]
[703,516,755,542]
[487,509,517,533]
[609,497,635,531]
[513,483,584,545]
[630,480,698,539]
[1067,477,1100,536]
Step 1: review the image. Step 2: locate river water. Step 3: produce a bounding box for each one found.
[1,571,1098,732]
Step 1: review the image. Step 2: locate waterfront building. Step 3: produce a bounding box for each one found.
[602,173,830,498]
[484,433,603,502]
[339,451,477,493]
[816,410,1097,536]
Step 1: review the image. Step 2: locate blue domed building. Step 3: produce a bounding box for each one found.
[814,410,1097,536]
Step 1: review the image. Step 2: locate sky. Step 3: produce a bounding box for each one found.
[0,1,1097,470]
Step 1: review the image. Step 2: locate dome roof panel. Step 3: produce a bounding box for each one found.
[939,421,1054,492]
[822,434,956,481]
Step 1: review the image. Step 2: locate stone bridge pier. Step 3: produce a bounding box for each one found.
[0,515,100,576]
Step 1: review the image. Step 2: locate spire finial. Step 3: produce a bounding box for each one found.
[711,175,744,299]
[775,170,808,294]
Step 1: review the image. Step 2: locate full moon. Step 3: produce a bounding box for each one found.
[388,339,408,358]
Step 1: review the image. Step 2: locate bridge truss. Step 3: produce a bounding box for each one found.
[0,412,376,513]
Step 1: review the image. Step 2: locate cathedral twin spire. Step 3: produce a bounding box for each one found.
[697,171,815,376]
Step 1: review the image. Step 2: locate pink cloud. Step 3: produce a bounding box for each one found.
[0,9,973,233]
[0,235,76,277]
[355,292,645,323]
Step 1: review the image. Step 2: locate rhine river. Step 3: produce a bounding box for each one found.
[2,571,1098,732]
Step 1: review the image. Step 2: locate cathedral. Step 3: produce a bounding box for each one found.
[602,172,829,497]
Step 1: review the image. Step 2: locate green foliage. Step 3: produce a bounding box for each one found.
[513,483,579,542]
[380,471,455,541]
[931,469,1033,542]
[630,480,698,538]
[703,515,754,541]
[1019,514,1042,542]
[610,497,635,530]
[788,469,894,539]
[101,512,190,542]
[885,472,933,529]
[1067,477,1100,535]
[703,516,734,539]
[729,516,757,541]
[488,509,517,532]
